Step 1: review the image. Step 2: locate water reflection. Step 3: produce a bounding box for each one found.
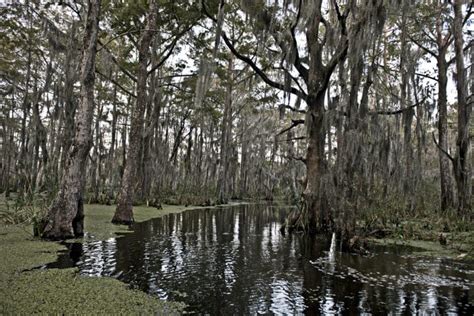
[48,204,474,314]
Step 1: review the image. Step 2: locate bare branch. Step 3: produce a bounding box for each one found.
[201,0,307,101]
[447,39,473,64]
[408,34,438,58]
[98,40,138,83]
[280,104,306,114]
[96,69,136,98]
[147,23,196,76]
[432,132,454,162]
[371,96,427,115]
[277,119,305,136]
[289,0,309,83]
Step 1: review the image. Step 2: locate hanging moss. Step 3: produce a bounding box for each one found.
[194,0,225,109]
[193,58,211,109]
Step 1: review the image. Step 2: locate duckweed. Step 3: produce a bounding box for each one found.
[1,269,183,315]
[0,203,203,314]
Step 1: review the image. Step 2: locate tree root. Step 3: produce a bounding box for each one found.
[280,199,310,234]
[280,198,371,255]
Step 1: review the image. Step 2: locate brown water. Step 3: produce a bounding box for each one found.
[47,204,474,314]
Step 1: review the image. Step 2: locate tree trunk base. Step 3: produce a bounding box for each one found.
[281,199,368,254]
[111,218,134,225]
[280,198,334,235]
[111,204,134,225]
[41,197,84,240]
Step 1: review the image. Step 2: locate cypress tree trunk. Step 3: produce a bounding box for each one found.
[304,95,328,230]
[437,49,455,212]
[42,0,100,240]
[239,116,249,197]
[91,102,103,203]
[106,83,118,200]
[286,127,298,201]
[59,23,78,178]
[452,1,472,216]
[113,0,157,224]
[217,57,233,204]
[302,0,349,233]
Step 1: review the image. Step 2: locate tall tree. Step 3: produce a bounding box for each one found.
[217,56,234,204]
[409,3,456,212]
[112,0,158,224]
[206,0,386,235]
[42,0,101,239]
[452,1,472,216]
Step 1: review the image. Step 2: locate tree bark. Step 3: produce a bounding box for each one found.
[91,101,103,202]
[113,0,157,224]
[217,56,233,204]
[59,23,78,178]
[106,82,118,199]
[437,48,455,212]
[304,96,327,230]
[239,115,249,197]
[452,1,472,216]
[42,0,100,240]
[302,0,349,233]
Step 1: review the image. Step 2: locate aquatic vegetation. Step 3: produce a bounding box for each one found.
[368,234,474,260]
[0,203,200,314]
[47,204,474,314]
[83,203,209,240]
[1,269,184,315]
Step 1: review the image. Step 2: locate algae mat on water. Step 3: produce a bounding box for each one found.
[1,269,183,315]
[0,204,201,315]
[83,203,210,240]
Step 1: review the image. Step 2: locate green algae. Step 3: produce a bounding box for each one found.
[5,200,470,314]
[83,203,210,240]
[0,225,62,276]
[363,213,474,260]
[1,269,183,315]
[0,203,205,315]
[369,235,474,260]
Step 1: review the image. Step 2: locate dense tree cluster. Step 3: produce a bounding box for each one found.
[0,0,472,240]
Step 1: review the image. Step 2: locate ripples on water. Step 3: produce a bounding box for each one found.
[47,204,474,314]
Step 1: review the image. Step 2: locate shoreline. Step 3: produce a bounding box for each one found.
[0,203,224,315]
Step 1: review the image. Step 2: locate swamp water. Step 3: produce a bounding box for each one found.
[46,204,473,314]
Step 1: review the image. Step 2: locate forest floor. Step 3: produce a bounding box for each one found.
[0,203,214,315]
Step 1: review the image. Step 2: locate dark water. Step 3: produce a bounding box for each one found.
[47,204,474,314]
